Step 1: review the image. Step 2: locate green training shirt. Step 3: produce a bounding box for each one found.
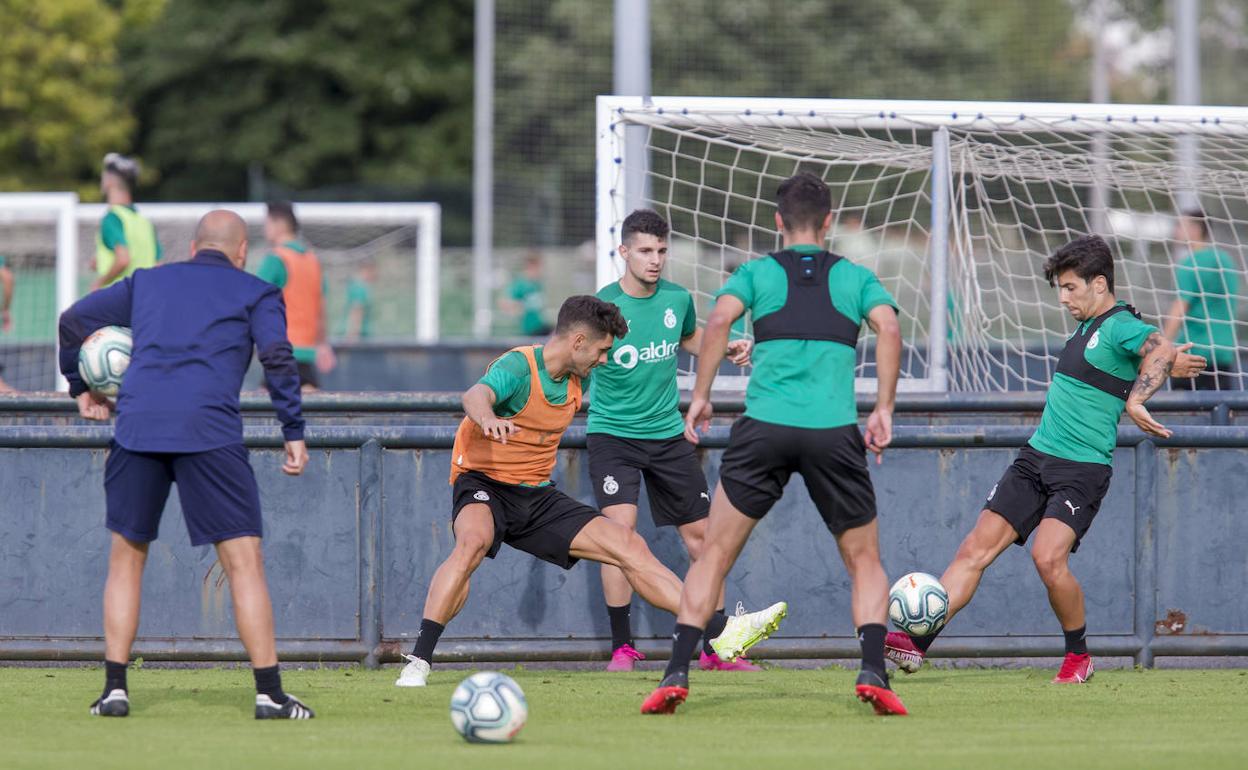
[1176,246,1239,367]
[508,277,547,335]
[478,346,569,418]
[1028,302,1157,465]
[718,244,896,429]
[587,279,697,439]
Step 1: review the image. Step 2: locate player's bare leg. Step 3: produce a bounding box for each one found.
[397,504,494,687]
[215,536,278,668]
[887,509,1017,674]
[92,533,148,716]
[570,517,684,613]
[1032,519,1093,683]
[836,520,907,715]
[678,517,752,670]
[599,503,646,670]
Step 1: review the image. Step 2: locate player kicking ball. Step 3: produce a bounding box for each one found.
[642,172,906,717]
[886,235,1206,684]
[395,296,786,687]
[589,209,761,673]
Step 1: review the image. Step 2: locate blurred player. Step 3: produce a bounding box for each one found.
[886,235,1206,684]
[1163,208,1240,390]
[501,251,551,336]
[342,259,377,341]
[256,201,335,390]
[0,253,13,392]
[394,295,785,687]
[589,209,757,672]
[642,172,903,716]
[60,210,314,719]
[91,153,161,292]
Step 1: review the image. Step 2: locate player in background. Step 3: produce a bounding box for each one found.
[91,153,161,292]
[1163,208,1240,390]
[0,253,14,392]
[589,209,757,672]
[60,211,314,718]
[642,172,904,716]
[886,235,1207,684]
[395,296,786,688]
[256,201,335,390]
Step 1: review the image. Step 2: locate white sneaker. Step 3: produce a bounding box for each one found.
[710,601,788,662]
[395,654,431,687]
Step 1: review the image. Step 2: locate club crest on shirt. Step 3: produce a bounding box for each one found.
[603,475,619,495]
[1087,330,1100,350]
[663,308,677,329]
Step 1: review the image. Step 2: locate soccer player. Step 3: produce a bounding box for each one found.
[642,172,906,716]
[394,295,786,687]
[0,253,14,392]
[885,235,1207,684]
[91,153,161,292]
[589,209,758,672]
[1163,208,1239,390]
[60,210,315,719]
[256,201,335,390]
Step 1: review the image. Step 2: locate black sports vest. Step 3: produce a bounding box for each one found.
[1053,304,1140,401]
[751,250,861,348]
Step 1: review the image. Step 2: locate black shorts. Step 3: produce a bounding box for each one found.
[296,361,319,389]
[985,446,1113,552]
[451,471,602,570]
[105,442,263,546]
[717,416,877,535]
[586,433,710,527]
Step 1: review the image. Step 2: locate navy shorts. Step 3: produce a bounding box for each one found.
[104,442,264,546]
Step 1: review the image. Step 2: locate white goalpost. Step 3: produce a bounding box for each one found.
[0,199,440,391]
[596,96,1248,393]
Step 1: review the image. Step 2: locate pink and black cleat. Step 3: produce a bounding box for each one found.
[699,651,762,671]
[606,643,646,672]
[1051,653,1094,684]
[885,631,926,674]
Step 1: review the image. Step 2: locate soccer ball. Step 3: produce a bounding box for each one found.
[449,672,527,744]
[78,326,133,397]
[889,572,949,637]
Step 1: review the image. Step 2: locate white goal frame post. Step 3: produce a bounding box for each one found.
[595,96,1248,394]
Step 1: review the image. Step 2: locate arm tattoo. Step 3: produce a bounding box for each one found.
[1130,333,1173,402]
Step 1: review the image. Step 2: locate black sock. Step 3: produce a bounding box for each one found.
[858,624,887,678]
[702,608,728,655]
[104,659,128,694]
[662,624,703,684]
[412,618,445,662]
[607,604,633,650]
[911,627,941,653]
[253,664,288,705]
[1063,625,1088,656]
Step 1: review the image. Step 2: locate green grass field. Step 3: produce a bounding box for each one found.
[2,665,1244,770]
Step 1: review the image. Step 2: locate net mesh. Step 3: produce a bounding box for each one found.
[604,104,1248,391]
[0,203,427,391]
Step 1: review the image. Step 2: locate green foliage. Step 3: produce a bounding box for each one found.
[0,0,135,194]
[122,0,473,201]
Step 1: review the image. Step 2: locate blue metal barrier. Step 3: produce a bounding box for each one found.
[1,394,1246,667]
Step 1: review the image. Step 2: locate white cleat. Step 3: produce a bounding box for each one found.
[710,601,788,662]
[395,654,431,687]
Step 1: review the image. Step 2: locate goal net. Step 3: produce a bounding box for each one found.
[0,200,439,391]
[596,97,1248,392]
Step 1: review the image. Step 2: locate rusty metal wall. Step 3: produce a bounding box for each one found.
[1,403,1246,667]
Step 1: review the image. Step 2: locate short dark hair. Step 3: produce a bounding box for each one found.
[555,295,629,339]
[1044,235,1115,293]
[621,209,670,243]
[102,153,139,192]
[776,172,832,232]
[266,201,299,233]
[1181,207,1210,238]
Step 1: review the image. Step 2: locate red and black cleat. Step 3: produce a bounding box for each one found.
[855,670,909,716]
[1052,653,1094,684]
[640,686,689,715]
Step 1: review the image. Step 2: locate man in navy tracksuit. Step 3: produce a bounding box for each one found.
[59,210,315,720]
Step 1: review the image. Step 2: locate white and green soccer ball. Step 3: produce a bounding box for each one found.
[889,571,949,637]
[78,326,132,397]
[449,671,527,744]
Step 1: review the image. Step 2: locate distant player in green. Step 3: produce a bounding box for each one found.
[1163,208,1240,390]
[92,153,161,292]
[0,253,13,391]
[589,209,754,672]
[502,252,550,336]
[886,235,1207,684]
[341,260,376,341]
[642,172,905,717]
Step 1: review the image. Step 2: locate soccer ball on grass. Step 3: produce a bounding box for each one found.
[449,671,527,743]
